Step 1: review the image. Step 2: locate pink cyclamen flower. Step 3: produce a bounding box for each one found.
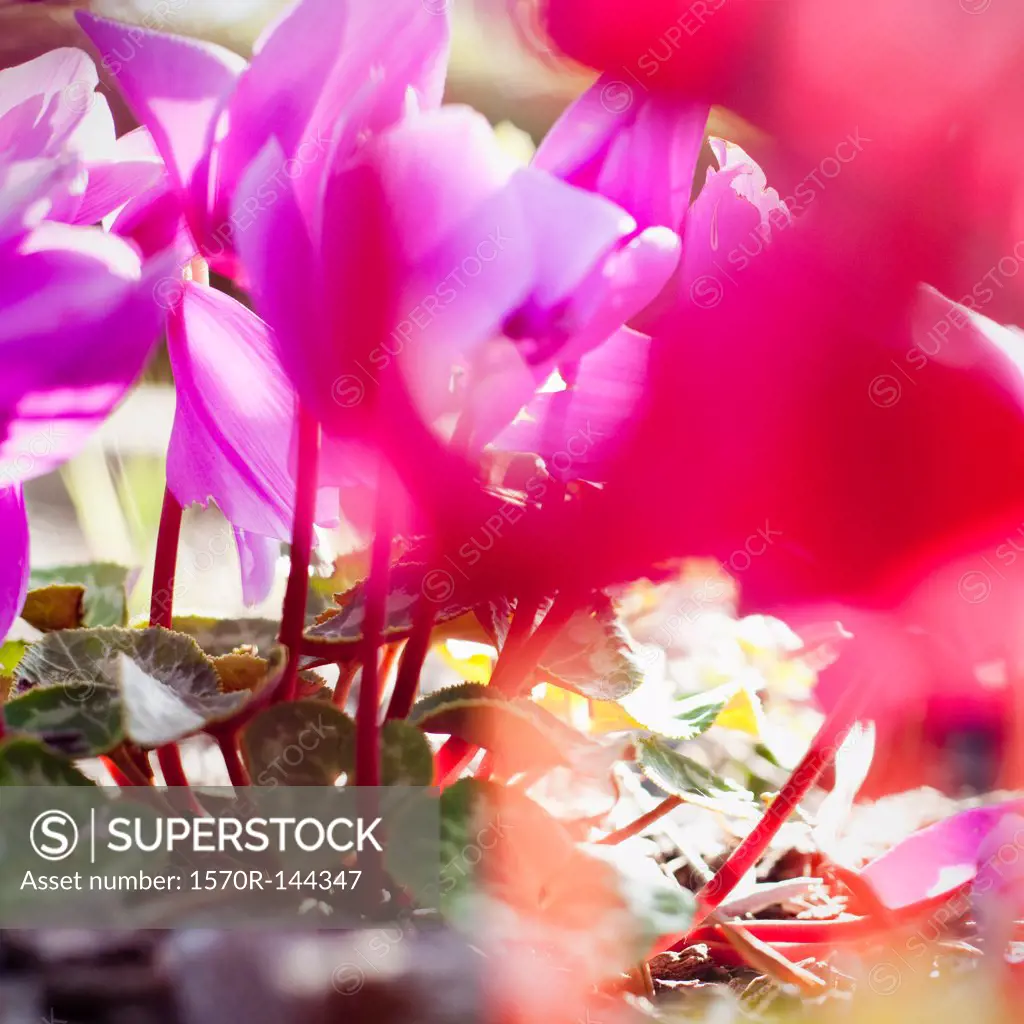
[0,49,171,639]
[233,104,680,546]
[77,1,451,600]
[77,0,450,274]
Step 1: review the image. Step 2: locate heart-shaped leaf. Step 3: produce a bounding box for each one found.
[538,595,644,701]
[13,627,247,746]
[29,563,132,627]
[375,720,435,786]
[414,688,588,775]
[20,585,85,632]
[409,682,509,723]
[0,737,97,785]
[304,559,475,647]
[637,735,753,805]
[241,702,355,786]
[2,683,123,757]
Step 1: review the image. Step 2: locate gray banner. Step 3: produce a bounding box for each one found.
[0,787,439,929]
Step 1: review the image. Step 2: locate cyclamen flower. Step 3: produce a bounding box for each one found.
[77,1,452,599]
[233,104,680,544]
[0,49,170,640]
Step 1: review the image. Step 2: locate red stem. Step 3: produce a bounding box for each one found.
[598,796,683,846]
[150,487,182,628]
[355,479,393,787]
[150,487,190,787]
[278,407,320,702]
[651,680,872,955]
[386,602,435,720]
[332,661,360,708]
[218,733,251,787]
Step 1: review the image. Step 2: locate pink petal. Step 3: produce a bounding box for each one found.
[492,327,651,480]
[165,281,337,541]
[232,140,328,417]
[233,528,279,607]
[75,13,244,196]
[861,802,1023,912]
[0,223,169,480]
[75,126,165,225]
[535,74,709,232]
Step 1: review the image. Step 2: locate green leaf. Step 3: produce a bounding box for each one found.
[172,616,281,657]
[669,688,731,741]
[0,640,26,674]
[408,682,508,724]
[637,735,753,804]
[376,720,434,786]
[304,559,474,647]
[0,737,97,785]
[13,627,247,747]
[20,585,85,632]
[240,701,355,786]
[539,595,644,701]
[2,683,124,757]
[414,691,586,775]
[29,563,132,627]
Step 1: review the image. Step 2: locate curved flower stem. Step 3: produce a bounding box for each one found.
[597,796,683,846]
[332,660,360,708]
[218,733,251,787]
[386,603,435,721]
[150,487,191,788]
[355,474,393,787]
[278,407,321,703]
[150,488,182,629]
[651,678,872,956]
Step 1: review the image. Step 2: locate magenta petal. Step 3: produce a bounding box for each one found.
[0,48,100,157]
[166,281,327,541]
[233,528,279,607]
[76,13,244,196]
[291,0,451,214]
[233,140,328,413]
[492,327,650,480]
[535,74,708,232]
[0,485,29,643]
[679,139,788,294]
[0,224,167,480]
[860,802,1023,911]
[209,0,348,222]
[75,127,165,225]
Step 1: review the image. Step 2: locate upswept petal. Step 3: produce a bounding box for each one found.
[233,140,328,416]
[75,13,244,198]
[74,126,165,226]
[207,0,349,228]
[535,74,709,233]
[165,281,337,542]
[233,528,280,608]
[492,327,651,482]
[0,223,168,480]
[0,485,29,644]
[0,48,101,160]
